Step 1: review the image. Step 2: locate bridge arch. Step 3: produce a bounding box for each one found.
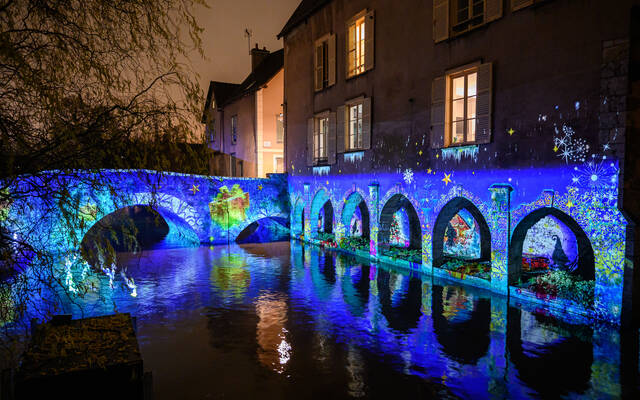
[81,201,200,260]
[432,196,491,269]
[508,207,595,285]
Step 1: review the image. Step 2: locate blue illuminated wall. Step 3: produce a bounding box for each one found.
[288,156,627,324]
[3,170,290,255]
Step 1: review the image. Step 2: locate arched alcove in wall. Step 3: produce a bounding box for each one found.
[341,191,370,239]
[432,197,492,278]
[509,207,595,285]
[379,194,421,251]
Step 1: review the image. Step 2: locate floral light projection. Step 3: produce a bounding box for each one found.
[209,184,250,228]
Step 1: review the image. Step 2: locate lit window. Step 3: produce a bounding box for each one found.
[347,16,366,77]
[348,103,363,150]
[314,116,328,163]
[231,115,238,144]
[449,69,477,145]
[276,113,284,143]
[452,0,484,35]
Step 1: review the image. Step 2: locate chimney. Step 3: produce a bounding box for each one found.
[251,43,270,71]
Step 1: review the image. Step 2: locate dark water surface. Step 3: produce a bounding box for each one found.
[75,241,634,399]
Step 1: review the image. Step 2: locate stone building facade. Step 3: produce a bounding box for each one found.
[279,0,640,326]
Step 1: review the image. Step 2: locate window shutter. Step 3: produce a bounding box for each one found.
[485,0,503,22]
[328,34,336,87]
[314,42,323,92]
[433,0,449,43]
[430,76,446,149]
[328,112,337,164]
[307,118,314,166]
[337,105,346,153]
[362,97,372,149]
[364,11,375,71]
[475,62,493,144]
[345,27,351,78]
[512,0,534,11]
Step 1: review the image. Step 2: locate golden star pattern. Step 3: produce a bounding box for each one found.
[508,128,515,136]
[190,184,199,195]
[442,173,452,186]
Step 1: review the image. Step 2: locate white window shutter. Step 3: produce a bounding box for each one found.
[512,0,534,11]
[328,34,336,87]
[337,105,346,153]
[433,0,449,43]
[475,62,493,144]
[485,0,503,22]
[314,43,323,92]
[364,11,375,71]
[328,112,337,164]
[307,118,314,166]
[362,97,372,149]
[431,76,446,149]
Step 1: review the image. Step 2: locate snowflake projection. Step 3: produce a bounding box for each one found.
[570,158,619,193]
[403,168,414,184]
[554,124,589,163]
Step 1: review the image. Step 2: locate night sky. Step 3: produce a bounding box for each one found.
[192,0,299,87]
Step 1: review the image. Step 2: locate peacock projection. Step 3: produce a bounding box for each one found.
[551,235,577,272]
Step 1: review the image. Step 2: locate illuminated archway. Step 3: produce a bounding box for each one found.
[379,193,421,250]
[509,207,594,285]
[292,198,305,237]
[432,197,491,268]
[341,191,370,239]
[310,189,334,239]
[81,204,199,262]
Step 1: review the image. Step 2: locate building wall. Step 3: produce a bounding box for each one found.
[222,93,257,177]
[258,69,285,176]
[282,0,639,325]
[285,0,636,175]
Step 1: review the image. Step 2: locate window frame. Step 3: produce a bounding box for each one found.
[314,113,330,165]
[446,64,479,147]
[346,100,364,151]
[346,11,367,79]
[451,0,485,36]
[276,113,284,143]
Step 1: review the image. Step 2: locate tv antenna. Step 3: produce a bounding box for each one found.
[244,28,252,55]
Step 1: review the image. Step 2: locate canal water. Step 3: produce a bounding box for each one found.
[23,241,637,398]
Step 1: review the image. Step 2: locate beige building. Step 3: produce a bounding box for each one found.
[202,46,285,177]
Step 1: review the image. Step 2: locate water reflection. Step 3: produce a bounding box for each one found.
[256,292,290,373]
[432,285,490,365]
[11,241,632,399]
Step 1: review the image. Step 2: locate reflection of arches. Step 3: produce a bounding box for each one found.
[235,216,289,244]
[432,197,491,268]
[292,198,305,237]
[432,285,490,365]
[341,191,370,239]
[310,189,334,238]
[506,307,593,397]
[377,269,422,332]
[379,194,421,250]
[341,262,371,317]
[509,207,595,284]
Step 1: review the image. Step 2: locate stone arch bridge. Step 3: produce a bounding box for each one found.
[1,169,290,254]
